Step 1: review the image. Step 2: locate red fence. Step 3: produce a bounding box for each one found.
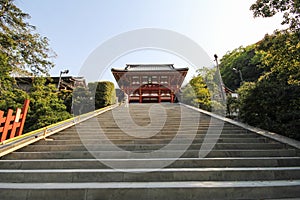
[0,99,30,142]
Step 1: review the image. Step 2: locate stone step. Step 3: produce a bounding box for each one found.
[1,167,300,183]
[51,133,259,140]
[75,128,249,133]
[72,126,249,131]
[19,143,284,152]
[1,103,299,199]
[0,180,300,200]
[4,149,297,159]
[1,157,300,169]
[33,138,268,145]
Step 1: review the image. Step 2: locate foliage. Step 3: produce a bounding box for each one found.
[226,95,240,118]
[57,89,73,113]
[72,87,93,115]
[87,82,97,94]
[66,81,118,115]
[181,67,225,113]
[222,31,300,140]
[236,81,257,121]
[243,31,300,139]
[0,0,55,76]
[0,52,28,110]
[197,67,226,113]
[25,78,71,132]
[0,1,69,133]
[0,55,72,133]
[250,0,300,33]
[189,75,211,110]
[256,30,300,86]
[238,78,300,140]
[219,45,264,91]
[181,84,199,107]
[198,67,220,94]
[90,81,116,109]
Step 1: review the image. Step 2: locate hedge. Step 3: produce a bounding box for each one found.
[92,81,116,109]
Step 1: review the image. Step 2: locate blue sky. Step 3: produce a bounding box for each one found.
[17,0,284,83]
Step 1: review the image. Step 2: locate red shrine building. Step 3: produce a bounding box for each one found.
[111,64,189,103]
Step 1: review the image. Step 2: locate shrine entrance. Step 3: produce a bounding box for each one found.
[111,64,188,103]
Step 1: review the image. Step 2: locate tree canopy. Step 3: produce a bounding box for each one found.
[0,0,55,76]
[25,78,71,132]
[250,0,300,33]
[0,0,69,133]
[181,75,211,110]
[220,30,300,140]
[216,1,300,140]
[181,67,225,113]
[219,45,264,91]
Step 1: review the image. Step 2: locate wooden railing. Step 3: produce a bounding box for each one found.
[0,99,30,142]
[0,103,118,157]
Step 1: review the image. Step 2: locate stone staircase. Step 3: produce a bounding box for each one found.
[0,103,300,200]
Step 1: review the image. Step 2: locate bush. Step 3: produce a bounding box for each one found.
[25,77,71,132]
[238,79,300,140]
[91,81,116,109]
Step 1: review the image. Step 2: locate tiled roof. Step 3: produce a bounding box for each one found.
[125,64,175,71]
[111,64,189,72]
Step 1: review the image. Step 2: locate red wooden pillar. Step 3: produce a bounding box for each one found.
[16,99,30,136]
[158,87,161,103]
[10,108,21,139]
[0,111,5,133]
[139,87,142,103]
[1,109,14,142]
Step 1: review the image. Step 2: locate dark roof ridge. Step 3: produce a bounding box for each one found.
[125,64,174,70]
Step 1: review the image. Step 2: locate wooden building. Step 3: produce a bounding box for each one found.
[111,64,188,103]
[15,76,87,92]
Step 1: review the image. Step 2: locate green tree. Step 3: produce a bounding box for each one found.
[181,67,225,112]
[238,78,300,140]
[230,31,300,140]
[0,52,28,110]
[220,45,264,91]
[0,0,55,111]
[25,78,71,132]
[92,81,116,109]
[198,67,227,113]
[72,86,93,115]
[236,81,257,122]
[189,75,211,110]
[256,31,300,86]
[250,0,300,32]
[181,84,198,107]
[0,0,55,76]
[57,89,73,113]
[0,1,72,133]
[87,82,97,94]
